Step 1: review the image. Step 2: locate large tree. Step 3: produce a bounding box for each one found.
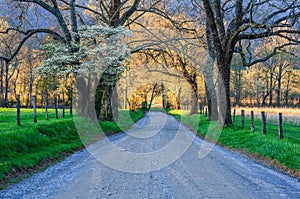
[1,0,185,121]
[198,0,300,124]
[0,0,144,120]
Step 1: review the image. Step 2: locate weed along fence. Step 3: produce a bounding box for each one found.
[232,108,300,142]
[15,93,70,125]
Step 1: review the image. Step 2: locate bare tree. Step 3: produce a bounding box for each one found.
[195,0,300,124]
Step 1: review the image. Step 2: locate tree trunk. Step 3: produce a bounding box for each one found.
[124,86,128,109]
[255,74,261,107]
[161,82,168,109]
[110,0,121,27]
[234,66,242,106]
[4,60,9,107]
[176,87,181,109]
[95,80,104,119]
[205,82,218,121]
[276,64,283,107]
[100,87,117,121]
[285,71,291,106]
[204,60,218,120]
[123,72,128,109]
[95,76,119,121]
[111,86,119,122]
[27,69,33,108]
[190,91,198,115]
[269,71,273,106]
[75,77,96,120]
[190,83,199,115]
[204,21,218,120]
[10,65,18,106]
[0,59,4,107]
[218,64,232,125]
[148,83,158,111]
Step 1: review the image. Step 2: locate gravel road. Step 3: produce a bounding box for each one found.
[1,112,299,199]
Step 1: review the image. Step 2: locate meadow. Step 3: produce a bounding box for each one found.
[0,108,144,189]
[233,107,300,125]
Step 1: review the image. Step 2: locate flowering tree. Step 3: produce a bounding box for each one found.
[0,0,142,120]
[36,25,131,118]
[37,26,129,75]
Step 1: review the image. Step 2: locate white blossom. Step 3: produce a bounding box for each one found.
[35,25,131,78]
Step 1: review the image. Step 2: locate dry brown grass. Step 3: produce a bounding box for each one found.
[233,107,300,125]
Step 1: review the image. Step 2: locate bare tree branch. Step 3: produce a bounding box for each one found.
[237,42,298,67]
[0,28,65,62]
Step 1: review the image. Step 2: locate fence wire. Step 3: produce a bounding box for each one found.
[232,111,300,143]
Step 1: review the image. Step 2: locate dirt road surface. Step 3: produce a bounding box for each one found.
[1,112,299,199]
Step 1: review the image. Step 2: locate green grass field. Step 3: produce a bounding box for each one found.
[168,110,300,175]
[0,108,144,188]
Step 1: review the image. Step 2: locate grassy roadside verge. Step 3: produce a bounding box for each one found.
[0,108,144,189]
[168,110,300,178]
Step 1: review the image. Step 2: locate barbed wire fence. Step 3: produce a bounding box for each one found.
[232,108,300,143]
[14,92,69,125]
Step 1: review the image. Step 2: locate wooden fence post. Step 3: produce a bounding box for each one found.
[54,95,59,119]
[17,94,21,125]
[278,113,283,139]
[241,110,245,128]
[250,110,255,132]
[261,111,266,136]
[32,96,37,123]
